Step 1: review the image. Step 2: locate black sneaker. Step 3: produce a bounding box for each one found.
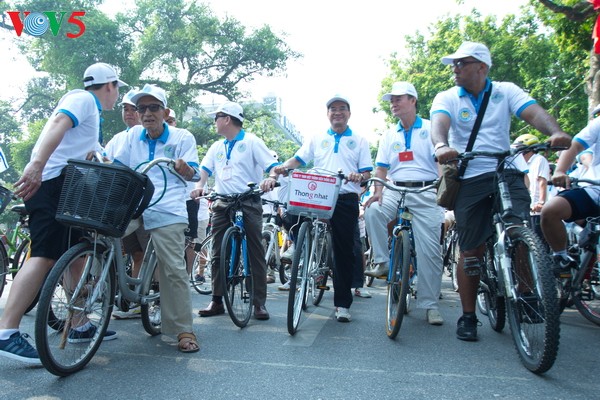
[553,254,576,278]
[68,325,118,344]
[0,332,41,365]
[520,293,544,324]
[456,315,479,341]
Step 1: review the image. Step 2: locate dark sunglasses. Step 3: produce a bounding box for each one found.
[137,104,164,113]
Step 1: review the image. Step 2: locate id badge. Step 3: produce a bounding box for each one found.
[398,151,414,162]
[222,166,233,181]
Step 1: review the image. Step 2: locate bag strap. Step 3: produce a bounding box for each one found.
[457,83,492,178]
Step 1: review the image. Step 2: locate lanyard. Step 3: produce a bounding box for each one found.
[402,126,413,150]
[224,140,236,164]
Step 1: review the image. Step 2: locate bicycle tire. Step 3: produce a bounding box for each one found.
[504,227,560,374]
[191,235,213,295]
[386,230,411,339]
[0,244,8,298]
[481,240,505,332]
[140,247,161,336]
[311,227,331,306]
[35,241,116,376]
[221,227,253,328]
[287,221,311,335]
[572,255,600,326]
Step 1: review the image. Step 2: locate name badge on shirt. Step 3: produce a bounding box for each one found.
[399,151,414,162]
[222,165,233,181]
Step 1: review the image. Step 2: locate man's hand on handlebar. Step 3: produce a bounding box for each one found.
[174,159,195,181]
[434,146,459,165]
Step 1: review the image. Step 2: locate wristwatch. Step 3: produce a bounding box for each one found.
[434,142,448,151]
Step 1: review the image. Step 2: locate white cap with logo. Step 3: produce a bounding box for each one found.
[207,101,245,122]
[83,62,127,87]
[131,84,168,107]
[382,82,418,101]
[441,41,492,67]
[326,94,351,109]
[168,109,176,119]
[119,89,137,106]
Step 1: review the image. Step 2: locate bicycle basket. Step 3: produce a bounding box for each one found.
[56,160,154,237]
[287,171,341,219]
[0,186,12,214]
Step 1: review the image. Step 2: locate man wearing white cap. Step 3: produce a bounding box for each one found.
[166,109,177,126]
[0,62,126,364]
[193,101,279,320]
[113,83,201,353]
[431,41,571,341]
[364,82,445,325]
[270,95,373,323]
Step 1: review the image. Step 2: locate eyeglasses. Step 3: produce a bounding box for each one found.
[594,111,600,119]
[329,106,349,113]
[214,114,229,121]
[137,104,164,113]
[452,60,481,69]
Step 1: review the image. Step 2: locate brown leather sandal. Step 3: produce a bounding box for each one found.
[177,332,200,353]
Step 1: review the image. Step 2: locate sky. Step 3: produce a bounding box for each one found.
[0,0,530,142]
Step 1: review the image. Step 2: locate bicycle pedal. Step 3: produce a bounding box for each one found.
[317,285,330,290]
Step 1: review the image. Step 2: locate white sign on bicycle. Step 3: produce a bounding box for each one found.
[287,171,340,218]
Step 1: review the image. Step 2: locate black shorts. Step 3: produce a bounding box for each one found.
[185,199,199,239]
[26,173,83,260]
[557,188,600,222]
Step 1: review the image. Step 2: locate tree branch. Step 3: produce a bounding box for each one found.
[538,0,596,21]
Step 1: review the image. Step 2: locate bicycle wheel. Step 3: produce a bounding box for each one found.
[140,247,161,336]
[311,228,331,306]
[386,230,411,339]
[221,227,253,328]
[572,254,600,326]
[504,227,559,374]
[480,240,505,332]
[287,221,311,335]
[0,245,8,298]
[191,236,212,295]
[35,241,116,376]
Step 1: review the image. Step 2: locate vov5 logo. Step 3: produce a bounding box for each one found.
[7,11,86,38]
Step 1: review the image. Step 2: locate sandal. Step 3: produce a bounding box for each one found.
[177,332,200,353]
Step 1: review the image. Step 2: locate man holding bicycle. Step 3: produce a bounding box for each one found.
[430,41,571,341]
[270,94,373,323]
[113,84,201,353]
[364,82,445,326]
[0,63,126,364]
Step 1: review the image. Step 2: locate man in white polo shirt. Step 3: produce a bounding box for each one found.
[193,101,278,321]
[270,94,373,323]
[113,84,201,353]
[364,82,445,325]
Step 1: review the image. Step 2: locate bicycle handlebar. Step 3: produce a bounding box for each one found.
[570,177,600,187]
[451,143,565,163]
[136,157,188,185]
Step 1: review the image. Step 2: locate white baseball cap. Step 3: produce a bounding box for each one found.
[326,94,350,109]
[207,101,245,122]
[168,109,176,119]
[441,41,492,67]
[83,62,127,87]
[382,82,418,101]
[119,89,137,106]
[131,84,168,107]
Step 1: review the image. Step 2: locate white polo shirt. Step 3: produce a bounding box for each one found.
[201,130,278,194]
[376,116,438,182]
[572,117,600,199]
[431,80,536,179]
[104,127,138,160]
[294,127,373,194]
[113,123,199,230]
[32,89,101,181]
[526,153,550,213]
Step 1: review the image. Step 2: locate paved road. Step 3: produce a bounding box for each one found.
[0,273,598,400]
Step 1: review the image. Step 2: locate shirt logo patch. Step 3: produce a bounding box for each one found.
[392,142,403,152]
[237,143,247,153]
[458,108,473,122]
[491,92,503,103]
[346,139,357,150]
[164,145,176,159]
[320,140,332,150]
[419,130,429,139]
[216,151,225,162]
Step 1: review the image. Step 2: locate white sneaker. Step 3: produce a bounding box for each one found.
[281,244,295,264]
[335,307,351,322]
[354,288,372,298]
[278,281,290,291]
[365,262,389,277]
[427,309,444,326]
[112,306,141,320]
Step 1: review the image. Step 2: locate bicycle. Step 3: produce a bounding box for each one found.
[442,219,459,292]
[286,168,340,335]
[261,198,289,286]
[554,177,600,325]
[33,157,174,376]
[362,177,437,339]
[455,143,560,374]
[203,183,273,328]
[189,233,213,295]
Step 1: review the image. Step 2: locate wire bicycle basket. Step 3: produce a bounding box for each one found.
[56,160,154,237]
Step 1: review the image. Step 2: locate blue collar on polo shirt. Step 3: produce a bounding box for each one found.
[140,122,170,143]
[458,78,492,113]
[396,116,422,150]
[328,127,352,153]
[224,129,246,144]
[89,92,104,144]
